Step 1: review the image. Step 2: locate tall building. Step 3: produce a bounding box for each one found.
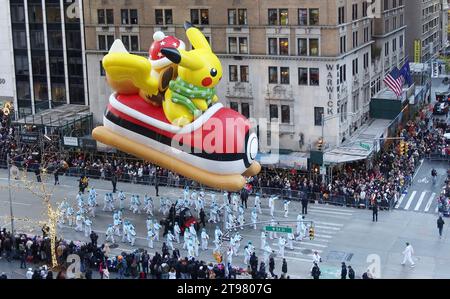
[84,0,378,154]
[405,0,447,63]
[0,0,15,107]
[8,0,88,118]
[371,0,406,95]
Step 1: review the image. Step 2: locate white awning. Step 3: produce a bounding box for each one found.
[257,152,308,170]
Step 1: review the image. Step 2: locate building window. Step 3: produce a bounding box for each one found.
[121,9,129,24]
[352,4,358,21]
[191,9,209,25]
[298,68,308,85]
[309,9,319,25]
[309,68,319,85]
[228,37,237,53]
[298,38,307,55]
[268,8,288,25]
[240,66,249,82]
[241,103,250,118]
[46,5,61,23]
[280,67,290,84]
[239,37,248,54]
[230,102,239,112]
[309,39,319,56]
[12,30,27,49]
[268,67,278,84]
[228,9,247,25]
[15,55,29,75]
[229,65,238,82]
[352,58,359,76]
[268,38,278,55]
[314,107,324,126]
[340,36,346,54]
[155,9,172,25]
[298,9,307,25]
[279,38,289,55]
[100,61,105,76]
[48,31,63,50]
[281,105,290,123]
[98,35,115,51]
[338,7,345,24]
[11,4,25,23]
[270,104,278,120]
[98,9,114,25]
[49,57,64,76]
[30,31,45,49]
[122,35,139,51]
[28,4,43,23]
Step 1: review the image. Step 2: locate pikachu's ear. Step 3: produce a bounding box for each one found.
[161,48,203,70]
[184,21,211,51]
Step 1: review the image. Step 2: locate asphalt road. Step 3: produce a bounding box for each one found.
[1,169,450,278]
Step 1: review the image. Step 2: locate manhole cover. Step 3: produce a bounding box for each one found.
[301,249,313,255]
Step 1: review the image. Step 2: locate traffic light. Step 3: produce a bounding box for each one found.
[309,227,315,240]
[317,138,324,152]
[404,142,409,154]
[2,102,12,116]
[398,141,405,156]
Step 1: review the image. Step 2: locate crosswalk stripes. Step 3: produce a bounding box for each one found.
[396,191,438,213]
[404,191,417,210]
[424,193,436,212]
[414,192,427,211]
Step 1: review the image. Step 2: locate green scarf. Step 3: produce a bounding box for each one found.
[168,77,216,118]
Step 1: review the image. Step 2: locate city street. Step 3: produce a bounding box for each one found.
[0,169,450,279]
[395,159,449,213]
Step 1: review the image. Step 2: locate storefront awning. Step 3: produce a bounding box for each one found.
[256,152,308,170]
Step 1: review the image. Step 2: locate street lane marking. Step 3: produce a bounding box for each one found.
[395,194,406,209]
[414,192,427,211]
[315,234,333,238]
[315,225,340,231]
[314,221,344,227]
[271,243,323,252]
[310,206,353,214]
[435,205,439,213]
[412,159,424,181]
[404,191,417,210]
[424,193,436,212]
[308,210,353,217]
[0,201,32,206]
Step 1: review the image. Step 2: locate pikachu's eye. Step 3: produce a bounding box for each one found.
[210,68,218,77]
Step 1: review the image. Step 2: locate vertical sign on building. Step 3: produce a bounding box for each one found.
[414,40,422,63]
[326,64,335,116]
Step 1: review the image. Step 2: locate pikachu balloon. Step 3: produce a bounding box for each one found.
[161,22,222,127]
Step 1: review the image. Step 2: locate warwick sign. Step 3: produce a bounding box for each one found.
[326,64,335,116]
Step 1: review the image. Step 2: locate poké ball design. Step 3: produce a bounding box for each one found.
[93,21,261,191]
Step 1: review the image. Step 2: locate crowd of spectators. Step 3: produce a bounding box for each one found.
[0,227,286,279]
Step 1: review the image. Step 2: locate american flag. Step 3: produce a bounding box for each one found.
[383,67,404,97]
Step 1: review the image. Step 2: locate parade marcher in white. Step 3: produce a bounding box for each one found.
[401,242,415,267]
[244,242,252,265]
[173,222,181,243]
[75,212,84,232]
[251,208,258,229]
[201,228,209,250]
[106,224,115,244]
[84,217,92,237]
[88,195,96,218]
[153,221,162,241]
[261,231,267,249]
[268,196,275,217]
[103,193,110,211]
[269,217,277,239]
[284,200,290,218]
[89,188,97,205]
[76,192,84,209]
[58,199,69,223]
[214,226,222,244]
[254,194,262,214]
[113,213,122,236]
[122,221,129,242]
[147,228,155,249]
[128,222,137,246]
[187,237,195,260]
[312,251,322,264]
[118,191,126,209]
[143,195,154,216]
[193,235,200,257]
[208,203,218,223]
[223,191,229,206]
[287,232,295,250]
[131,195,141,214]
[237,205,245,230]
[166,230,175,250]
[296,214,306,241]
[278,235,287,258]
[226,246,234,266]
[183,229,191,250]
[232,193,239,212]
[263,244,273,264]
[189,223,197,240]
[66,206,74,227]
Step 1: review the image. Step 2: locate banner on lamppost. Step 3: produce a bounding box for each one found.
[414,40,422,63]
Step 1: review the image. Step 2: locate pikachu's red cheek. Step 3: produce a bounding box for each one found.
[202,77,212,87]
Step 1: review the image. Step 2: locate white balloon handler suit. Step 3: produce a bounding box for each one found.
[84,218,92,237]
[278,236,287,258]
[105,224,115,244]
[166,230,175,250]
[260,231,267,249]
[173,223,181,243]
[254,194,262,214]
[118,191,126,209]
[251,208,258,229]
[283,200,290,218]
[201,229,209,250]
[147,228,156,249]
[295,215,307,241]
[402,243,415,267]
[75,213,84,232]
[244,242,255,265]
[143,195,154,216]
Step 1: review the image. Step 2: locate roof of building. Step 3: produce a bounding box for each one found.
[13,105,91,127]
